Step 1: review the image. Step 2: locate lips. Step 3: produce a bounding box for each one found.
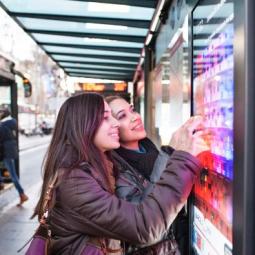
[109,130,119,139]
[131,121,144,131]
[110,133,119,137]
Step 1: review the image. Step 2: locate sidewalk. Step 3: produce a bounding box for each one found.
[0,135,50,254]
[0,183,40,255]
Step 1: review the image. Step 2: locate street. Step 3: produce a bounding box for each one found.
[0,139,49,255]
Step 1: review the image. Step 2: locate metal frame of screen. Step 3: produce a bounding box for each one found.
[233,0,255,254]
[186,0,255,254]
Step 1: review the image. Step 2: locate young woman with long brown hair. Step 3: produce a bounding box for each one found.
[33,93,207,255]
[106,95,205,255]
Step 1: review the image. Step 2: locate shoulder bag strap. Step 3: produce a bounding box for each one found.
[41,172,58,223]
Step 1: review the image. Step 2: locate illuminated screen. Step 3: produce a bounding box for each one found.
[192,0,234,254]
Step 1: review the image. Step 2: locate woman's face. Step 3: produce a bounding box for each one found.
[108,98,146,150]
[94,101,120,152]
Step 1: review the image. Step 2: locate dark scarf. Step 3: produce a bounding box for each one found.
[114,138,159,180]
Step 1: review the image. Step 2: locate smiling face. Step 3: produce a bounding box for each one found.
[94,101,120,152]
[108,98,146,150]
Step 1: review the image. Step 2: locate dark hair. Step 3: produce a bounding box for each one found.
[34,93,115,219]
[105,95,123,105]
[0,108,11,119]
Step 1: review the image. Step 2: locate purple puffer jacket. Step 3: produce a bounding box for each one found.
[48,150,202,255]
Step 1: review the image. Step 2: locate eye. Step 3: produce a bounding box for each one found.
[117,113,126,120]
[103,115,110,121]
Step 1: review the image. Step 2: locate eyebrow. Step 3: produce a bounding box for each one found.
[116,105,133,116]
[116,109,124,116]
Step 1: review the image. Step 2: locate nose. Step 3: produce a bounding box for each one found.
[130,114,137,123]
[111,116,120,128]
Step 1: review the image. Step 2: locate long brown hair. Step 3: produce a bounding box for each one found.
[34,93,115,219]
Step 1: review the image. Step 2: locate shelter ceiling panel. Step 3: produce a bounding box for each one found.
[32,34,143,48]
[42,45,140,57]
[1,0,154,20]
[17,18,148,36]
[41,43,141,54]
[68,72,131,80]
[9,13,150,28]
[28,30,145,43]
[59,62,135,70]
[64,68,133,75]
[67,0,156,9]
[51,52,138,62]
[58,60,136,67]
[51,55,137,64]
[0,0,157,81]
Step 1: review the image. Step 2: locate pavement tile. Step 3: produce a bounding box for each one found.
[0,180,41,254]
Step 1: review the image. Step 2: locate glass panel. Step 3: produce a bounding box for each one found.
[18,18,148,36]
[43,46,140,57]
[32,34,143,48]
[1,0,154,20]
[52,55,137,64]
[64,68,131,75]
[192,0,234,254]
[153,14,190,145]
[59,62,135,70]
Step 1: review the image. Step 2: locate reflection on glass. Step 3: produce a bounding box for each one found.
[192,0,234,254]
[155,15,190,145]
[0,86,11,110]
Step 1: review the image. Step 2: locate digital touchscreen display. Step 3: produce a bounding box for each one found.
[192,1,234,254]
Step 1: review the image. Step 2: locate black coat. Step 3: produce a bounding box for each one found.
[0,118,18,159]
[113,138,188,255]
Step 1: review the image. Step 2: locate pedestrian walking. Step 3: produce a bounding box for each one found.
[0,108,28,205]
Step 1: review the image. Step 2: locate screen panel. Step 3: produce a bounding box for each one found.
[191,0,234,254]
